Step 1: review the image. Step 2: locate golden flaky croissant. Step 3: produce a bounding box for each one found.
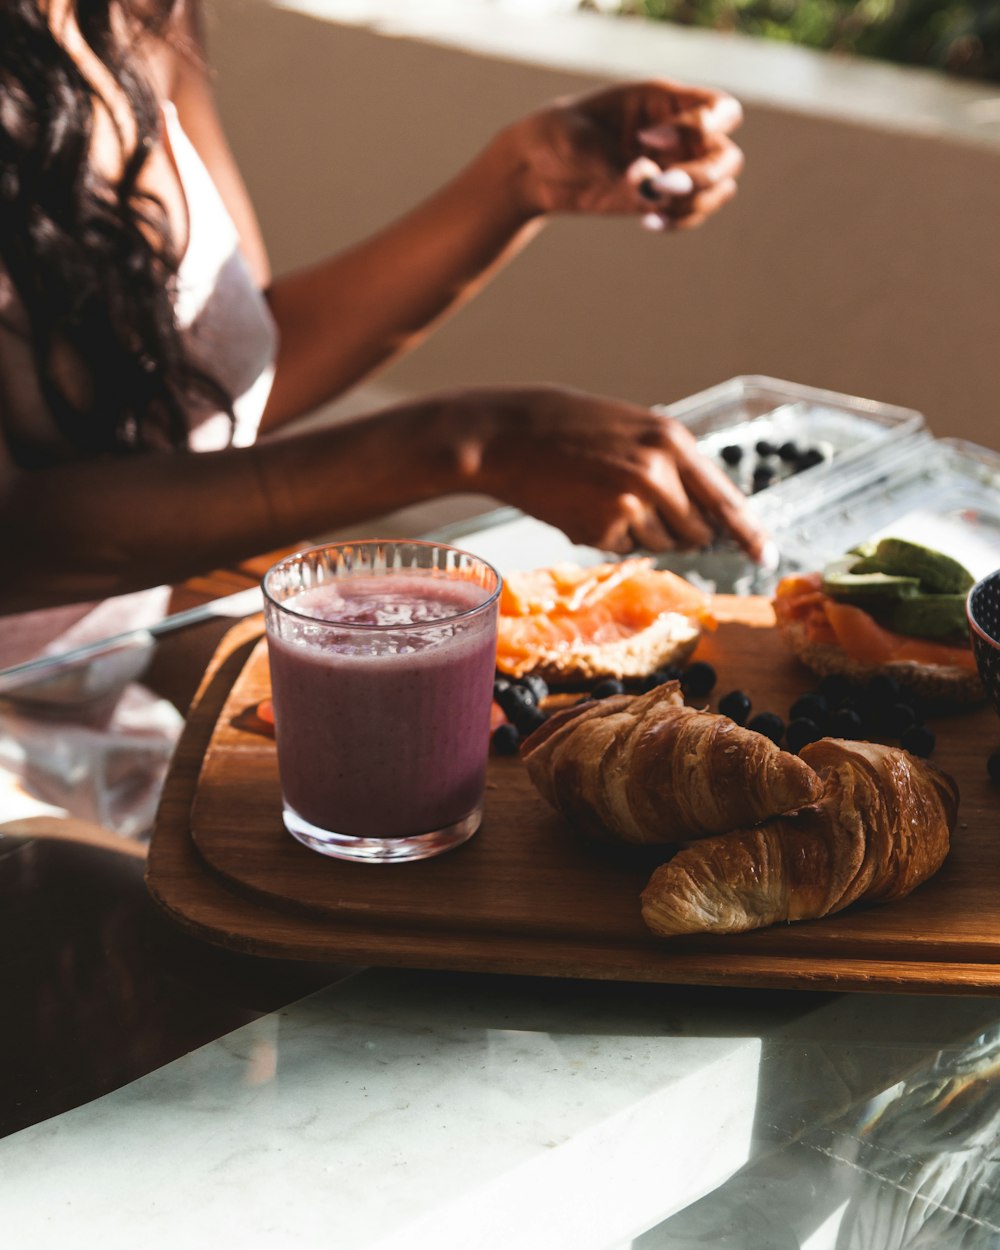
[521,682,823,846]
[641,738,958,937]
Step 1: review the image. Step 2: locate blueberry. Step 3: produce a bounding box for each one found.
[492,722,521,755]
[493,677,512,699]
[906,693,931,723]
[747,712,785,745]
[778,441,801,462]
[642,666,682,692]
[720,444,743,466]
[866,673,901,704]
[755,440,778,458]
[895,705,920,730]
[797,448,826,470]
[819,674,854,706]
[511,703,547,736]
[518,674,549,704]
[988,751,1000,785]
[786,717,822,753]
[901,724,935,758]
[592,678,626,700]
[855,695,887,735]
[834,696,861,715]
[752,464,776,486]
[681,662,717,698]
[884,702,917,737]
[718,689,752,725]
[790,693,828,725]
[497,684,536,718]
[752,476,775,496]
[828,708,863,738]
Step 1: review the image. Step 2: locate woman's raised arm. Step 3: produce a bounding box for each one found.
[172,22,744,430]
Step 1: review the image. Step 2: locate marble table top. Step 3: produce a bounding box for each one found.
[0,970,765,1250]
[5,964,1000,1249]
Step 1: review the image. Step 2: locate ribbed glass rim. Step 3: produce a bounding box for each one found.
[262,538,502,631]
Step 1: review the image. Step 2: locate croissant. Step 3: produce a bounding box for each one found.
[641,738,958,936]
[521,682,824,846]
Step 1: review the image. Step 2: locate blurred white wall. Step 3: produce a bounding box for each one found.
[203,0,1000,447]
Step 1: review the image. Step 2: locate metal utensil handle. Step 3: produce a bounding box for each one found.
[0,586,264,695]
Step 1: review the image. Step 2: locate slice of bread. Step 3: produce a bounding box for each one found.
[511,614,701,685]
[779,618,984,705]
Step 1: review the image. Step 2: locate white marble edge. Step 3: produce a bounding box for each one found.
[265,0,1000,151]
[0,970,761,1249]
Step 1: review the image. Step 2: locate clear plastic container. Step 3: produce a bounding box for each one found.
[759,436,1000,581]
[659,375,926,504]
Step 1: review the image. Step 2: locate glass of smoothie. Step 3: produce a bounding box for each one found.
[262,540,501,863]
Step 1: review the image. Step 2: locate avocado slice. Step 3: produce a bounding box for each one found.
[891,593,969,641]
[822,556,919,601]
[874,538,975,595]
[848,556,892,576]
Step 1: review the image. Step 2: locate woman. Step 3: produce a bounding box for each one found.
[0,0,760,619]
[0,0,760,829]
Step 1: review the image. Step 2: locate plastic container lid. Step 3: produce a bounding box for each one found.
[760,436,1000,579]
[659,375,926,506]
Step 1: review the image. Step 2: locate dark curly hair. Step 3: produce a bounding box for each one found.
[0,0,231,462]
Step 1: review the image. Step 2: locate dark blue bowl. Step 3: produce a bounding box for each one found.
[967,571,1000,713]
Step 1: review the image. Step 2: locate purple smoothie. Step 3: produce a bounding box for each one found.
[266,574,498,839]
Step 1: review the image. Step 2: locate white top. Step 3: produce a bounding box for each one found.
[162,101,277,453]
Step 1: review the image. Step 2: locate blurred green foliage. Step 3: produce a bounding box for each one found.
[584,1,1000,82]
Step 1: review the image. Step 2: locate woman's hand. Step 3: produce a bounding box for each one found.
[503,79,744,232]
[445,385,766,560]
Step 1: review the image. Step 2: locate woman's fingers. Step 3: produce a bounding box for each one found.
[519,79,744,220]
[616,418,767,559]
[628,81,743,140]
[595,495,688,555]
[601,515,637,556]
[634,121,683,154]
[670,178,740,231]
[629,136,742,225]
[586,479,711,555]
[669,93,744,139]
[581,416,759,556]
[620,493,677,552]
[643,458,717,550]
[640,179,739,232]
[674,137,745,191]
[666,427,768,560]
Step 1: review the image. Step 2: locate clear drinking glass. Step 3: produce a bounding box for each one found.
[262,540,501,863]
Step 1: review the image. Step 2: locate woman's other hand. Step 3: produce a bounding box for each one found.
[443,386,766,560]
[504,79,744,233]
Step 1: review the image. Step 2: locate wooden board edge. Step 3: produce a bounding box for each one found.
[146,615,264,894]
[147,612,1000,996]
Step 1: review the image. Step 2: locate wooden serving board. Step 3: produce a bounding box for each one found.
[147,598,1000,993]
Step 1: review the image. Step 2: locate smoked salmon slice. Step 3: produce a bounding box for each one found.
[774,575,976,672]
[496,559,712,682]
